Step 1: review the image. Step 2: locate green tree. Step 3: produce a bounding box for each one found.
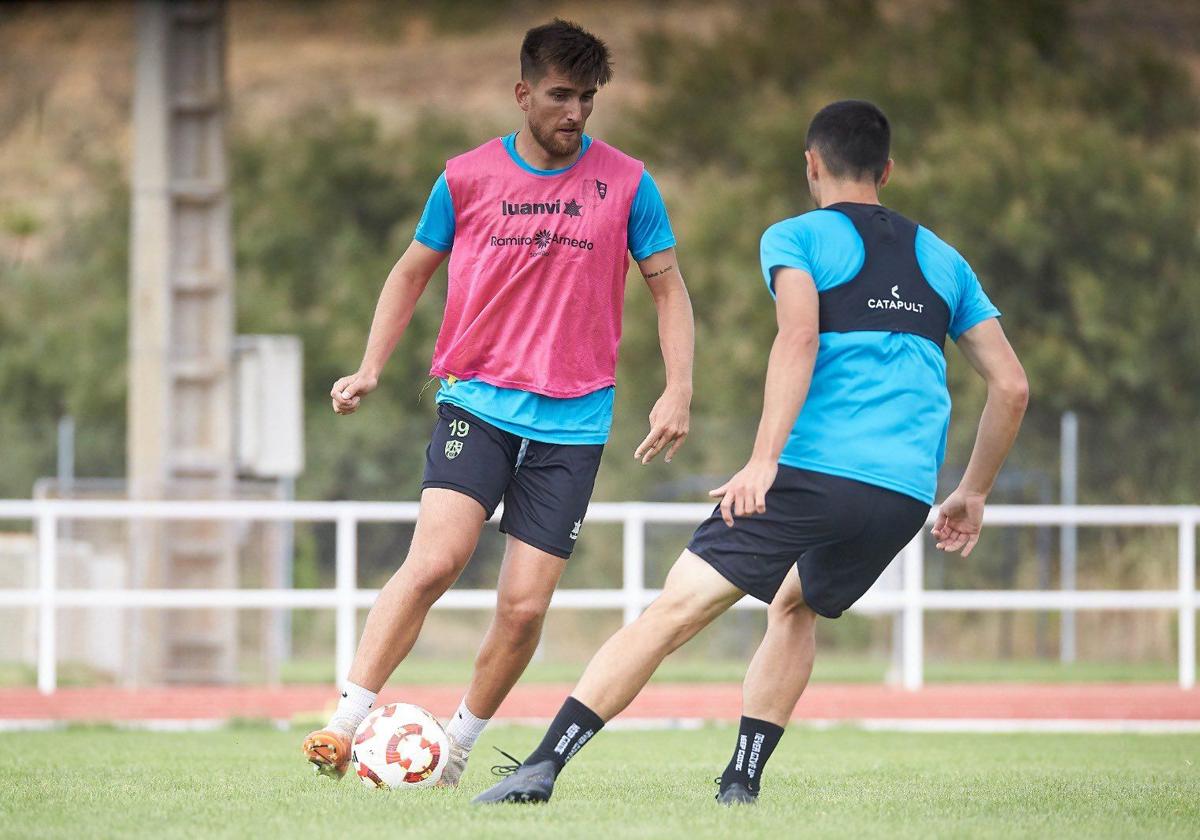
[0,166,128,498]
[616,0,1200,503]
[232,108,475,504]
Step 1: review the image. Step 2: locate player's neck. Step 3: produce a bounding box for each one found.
[514,128,582,171]
[817,181,882,208]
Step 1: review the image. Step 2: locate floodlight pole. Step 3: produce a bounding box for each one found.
[129,0,237,683]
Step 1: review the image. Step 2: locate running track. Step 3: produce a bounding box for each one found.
[2,684,1197,726]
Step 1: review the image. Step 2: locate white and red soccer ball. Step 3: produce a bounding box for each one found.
[351,702,449,789]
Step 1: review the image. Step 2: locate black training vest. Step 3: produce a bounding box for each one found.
[818,203,951,350]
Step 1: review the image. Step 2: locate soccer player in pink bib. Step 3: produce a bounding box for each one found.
[303,19,694,786]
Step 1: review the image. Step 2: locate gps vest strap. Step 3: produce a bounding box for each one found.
[817,203,951,350]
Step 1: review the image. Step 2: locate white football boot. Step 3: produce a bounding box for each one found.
[436,734,470,787]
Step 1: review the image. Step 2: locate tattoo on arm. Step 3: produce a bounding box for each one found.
[643,263,675,280]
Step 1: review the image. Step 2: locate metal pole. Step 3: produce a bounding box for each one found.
[56,416,75,489]
[622,510,646,625]
[279,477,295,664]
[57,416,75,542]
[37,508,58,695]
[1179,516,1196,690]
[1060,411,1078,663]
[335,510,358,685]
[901,534,924,690]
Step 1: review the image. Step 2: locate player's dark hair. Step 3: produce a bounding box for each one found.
[521,19,613,87]
[805,100,891,183]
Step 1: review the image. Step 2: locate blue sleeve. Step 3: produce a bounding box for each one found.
[627,170,676,261]
[413,172,455,252]
[949,256,1001,340]
[759,220,813,299]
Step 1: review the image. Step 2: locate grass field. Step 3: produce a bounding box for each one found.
[3,727,1196,839]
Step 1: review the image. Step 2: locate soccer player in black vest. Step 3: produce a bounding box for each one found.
[475,100,1028,805]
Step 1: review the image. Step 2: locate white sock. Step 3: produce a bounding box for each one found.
[444,699,489,751]
[327,680,377,735]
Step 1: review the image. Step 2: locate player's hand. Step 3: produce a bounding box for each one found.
[709,458,777,527]
[330,371,378,415]
[634,385,691,464]
[931,488,986,556]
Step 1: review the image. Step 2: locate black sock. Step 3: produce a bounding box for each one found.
[524,696,605,775]
[719,716,785,793]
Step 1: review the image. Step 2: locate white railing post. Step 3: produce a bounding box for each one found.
[902,533,924,691]
[37,506,58,695]
[4,499,1200,693]
[1179,515,1196,690]
[335,509,358,685]
[622,510,646,625]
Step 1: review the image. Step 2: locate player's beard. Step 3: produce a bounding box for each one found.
[529,118,582,159]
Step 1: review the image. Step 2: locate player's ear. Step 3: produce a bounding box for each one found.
[805,148,819,182]
[878,158,894,188]
[515,80,531,112]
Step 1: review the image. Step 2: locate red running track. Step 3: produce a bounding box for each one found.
[1,683,1197,723]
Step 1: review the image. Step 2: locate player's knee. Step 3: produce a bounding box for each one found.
[768,596,817,627]
[494,598,549,639]
[402,559,460,602]
[646,594,711,645]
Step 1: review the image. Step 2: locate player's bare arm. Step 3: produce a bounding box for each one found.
[932,318,1029,556]
[633,247,695,464]
[330,241,448,415]
[710,267,820,526]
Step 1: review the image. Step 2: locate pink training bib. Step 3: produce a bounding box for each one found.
[429,137,644,398]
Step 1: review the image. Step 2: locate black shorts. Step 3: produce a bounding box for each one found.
[688,466,929,618]
[422,403,604,559]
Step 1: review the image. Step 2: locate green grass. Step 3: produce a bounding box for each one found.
[2,727,1196,838]
[0,662,117,688]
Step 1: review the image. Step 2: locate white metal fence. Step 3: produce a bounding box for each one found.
[0,500,1195,694]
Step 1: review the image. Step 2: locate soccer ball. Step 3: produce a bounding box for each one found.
[351,702,449,789]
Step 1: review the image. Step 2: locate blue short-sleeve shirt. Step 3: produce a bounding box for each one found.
[760,208,1000,503]
[414,133,675,445]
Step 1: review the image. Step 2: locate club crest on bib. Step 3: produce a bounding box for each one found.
[583,179,608,213]
[445,440,463,460]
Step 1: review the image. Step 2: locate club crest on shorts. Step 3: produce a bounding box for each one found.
[444,440,463,460]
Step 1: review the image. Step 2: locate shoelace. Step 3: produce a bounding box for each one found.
[490,747,524,777]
